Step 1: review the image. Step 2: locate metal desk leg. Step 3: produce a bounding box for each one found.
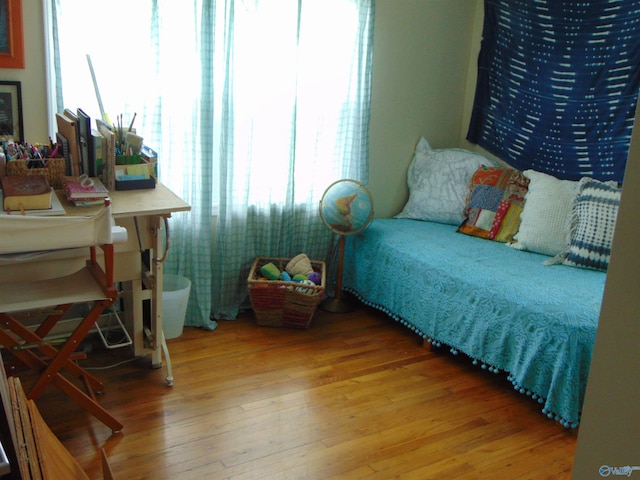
[160,330,174,387]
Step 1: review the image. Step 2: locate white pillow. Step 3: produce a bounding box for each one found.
[509,170,579,257]
[395,137,494,225]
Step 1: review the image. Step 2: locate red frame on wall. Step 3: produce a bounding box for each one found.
[0,0,24,69]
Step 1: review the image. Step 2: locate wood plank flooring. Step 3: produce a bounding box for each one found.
[20,303,577,479]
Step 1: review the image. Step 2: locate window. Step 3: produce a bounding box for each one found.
[46,0,371,208]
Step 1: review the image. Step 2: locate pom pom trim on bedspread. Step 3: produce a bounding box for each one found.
[345,288,580,429]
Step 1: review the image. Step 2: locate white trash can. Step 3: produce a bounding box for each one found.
[162,274,191,340]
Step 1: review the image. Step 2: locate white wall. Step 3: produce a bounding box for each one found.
[0,1,49,142]
[368,0,480,218]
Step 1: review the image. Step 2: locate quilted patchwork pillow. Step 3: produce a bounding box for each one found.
[561,177,621,272]
[509,170,579,257]
[395,137,494,225]
[457,166,529,243]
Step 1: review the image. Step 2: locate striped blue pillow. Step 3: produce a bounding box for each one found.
[564,178,621,272]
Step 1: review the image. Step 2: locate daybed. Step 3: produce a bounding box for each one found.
[343,137,618,428]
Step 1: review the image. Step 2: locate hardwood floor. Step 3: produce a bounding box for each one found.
[23,303,576,479]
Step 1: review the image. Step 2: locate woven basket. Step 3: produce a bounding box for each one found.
[6,158,67,189]
[247,256,326,329]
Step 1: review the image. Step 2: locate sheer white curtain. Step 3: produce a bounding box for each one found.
[212,0,375,319]
[47,0,375,323]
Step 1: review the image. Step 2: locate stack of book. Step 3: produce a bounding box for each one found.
[63,177,109,207]
[0,175,66,215]
[1,175,52,211]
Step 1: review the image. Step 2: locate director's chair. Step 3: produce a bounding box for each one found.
[0,199,126,433]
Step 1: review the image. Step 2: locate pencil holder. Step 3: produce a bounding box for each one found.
[6,158,66,188]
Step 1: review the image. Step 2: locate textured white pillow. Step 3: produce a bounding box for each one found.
[396,137,494,225]
[510,170,579,257]
[560,177,621,271]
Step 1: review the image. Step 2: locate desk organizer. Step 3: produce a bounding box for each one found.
[114,170,156,190]
[5,158,66,188]
[247,256,326,329]
[115,155,156,190]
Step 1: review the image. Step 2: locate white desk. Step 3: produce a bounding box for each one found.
[105,184,191,372]
[0,183,191,382]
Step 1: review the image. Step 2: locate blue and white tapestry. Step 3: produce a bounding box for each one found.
[467,0,640,183]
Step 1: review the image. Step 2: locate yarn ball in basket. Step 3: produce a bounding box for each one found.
[308,271,321,285]
[260,262,281,280]
[286,253,314,276]
[295,279,316,295]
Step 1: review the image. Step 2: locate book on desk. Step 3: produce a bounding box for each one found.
[56,112,82,177]
[0,175,69,217]
[63,176,109,200]
[1,175,52,211]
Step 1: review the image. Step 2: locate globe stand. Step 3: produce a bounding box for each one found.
[318,179,374,314]
[320,236,355,313]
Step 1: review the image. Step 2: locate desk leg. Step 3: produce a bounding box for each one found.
[150,215,164,369]
[122,215,173,385]
[160,331,174,387]
[125,278,146,358]
[150,215,175,387]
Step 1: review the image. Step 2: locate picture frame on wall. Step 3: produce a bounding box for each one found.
[0,0,24,69]
[0,80,23,142]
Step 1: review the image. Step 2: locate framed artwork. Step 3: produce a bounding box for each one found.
[0,0,24,69]
[0,80,22,141]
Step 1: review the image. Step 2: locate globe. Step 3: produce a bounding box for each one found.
[319,179,374,235]
[319,179,374,313]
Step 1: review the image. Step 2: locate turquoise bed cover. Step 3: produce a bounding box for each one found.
[343,218,606,427]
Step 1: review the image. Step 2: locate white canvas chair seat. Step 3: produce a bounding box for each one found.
[1,269,110,312]
[0,200,126,432]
